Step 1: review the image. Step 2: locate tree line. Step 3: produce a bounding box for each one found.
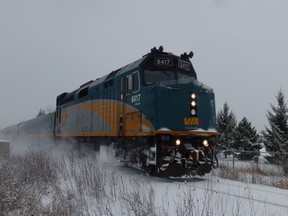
[215,90,288,163]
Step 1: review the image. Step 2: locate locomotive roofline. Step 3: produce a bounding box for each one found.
[56,46,197,103]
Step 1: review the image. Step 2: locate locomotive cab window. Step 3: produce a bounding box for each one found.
[144,70,175,84]
[177,71,196,80]
[123,72,140,93]
[143,70,196,85]
[127,75,133,92]
[132,72,139,91]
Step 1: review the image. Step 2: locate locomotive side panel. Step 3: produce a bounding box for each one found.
[78,100,92,133]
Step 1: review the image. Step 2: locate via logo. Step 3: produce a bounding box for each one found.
[184,117,200,125]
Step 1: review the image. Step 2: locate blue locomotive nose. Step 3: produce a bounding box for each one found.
[152,82,217,133]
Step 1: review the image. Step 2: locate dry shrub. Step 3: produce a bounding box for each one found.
[0,152,58,215]
[120,177,156,216]
[217,164,239,180]
[47,189,83,216]
[215,163,288,190]
[281,163,288,176]
[174,185,199,216]
[271,178,288,190]
[58,153,116,216]
[241,164,269,176]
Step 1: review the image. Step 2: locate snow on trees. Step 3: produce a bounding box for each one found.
[263,90,288,163]
[216,102,260,160]
[233,117,261,160]
[216,102,237,151]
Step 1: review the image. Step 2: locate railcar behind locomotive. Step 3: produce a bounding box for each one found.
[1,46,218,177]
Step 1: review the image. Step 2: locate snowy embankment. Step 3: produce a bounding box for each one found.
[0,140,287,216]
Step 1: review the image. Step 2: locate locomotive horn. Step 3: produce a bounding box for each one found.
[151,46,163,53]
[181,51,194,59]
[188,51,193,58]
[151,47,157,52]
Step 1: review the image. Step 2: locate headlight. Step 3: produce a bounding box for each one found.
[203,139,209,147]
[190,93,197,117]
[191,93,196,99]
[191,109,196,115]
[176,139,181,146]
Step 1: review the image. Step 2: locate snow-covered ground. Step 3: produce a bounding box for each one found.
[97,145,288,216]
[107,163,288,216]
[2,140,288,216]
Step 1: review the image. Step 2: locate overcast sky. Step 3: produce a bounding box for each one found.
[1,0,288,131]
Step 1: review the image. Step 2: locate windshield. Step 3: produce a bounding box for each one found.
[143,70,195,84]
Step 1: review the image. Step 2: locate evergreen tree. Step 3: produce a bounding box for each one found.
[233,117,261,160]
[216,102,237,151]
[263,90,288,162]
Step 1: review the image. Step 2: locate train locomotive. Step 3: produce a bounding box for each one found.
[1,46,218,177]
